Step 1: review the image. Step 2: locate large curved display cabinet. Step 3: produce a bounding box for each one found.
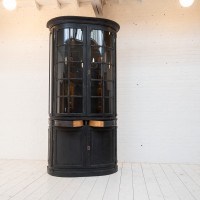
[47,16,120,177]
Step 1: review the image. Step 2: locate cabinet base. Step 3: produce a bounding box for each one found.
[47,165,118,177]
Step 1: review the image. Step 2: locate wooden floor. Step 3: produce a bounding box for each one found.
[1,160,200,200]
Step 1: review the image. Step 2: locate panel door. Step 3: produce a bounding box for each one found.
[88,126,116,167]
[53,127,85,168]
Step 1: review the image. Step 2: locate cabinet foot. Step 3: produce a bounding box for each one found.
[47,165,118,177]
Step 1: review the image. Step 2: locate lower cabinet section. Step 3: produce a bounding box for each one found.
[48,121,117,177]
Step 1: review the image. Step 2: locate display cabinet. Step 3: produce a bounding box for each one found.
[47,16,120,177]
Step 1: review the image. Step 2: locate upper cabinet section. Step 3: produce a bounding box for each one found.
[47,16,119,117]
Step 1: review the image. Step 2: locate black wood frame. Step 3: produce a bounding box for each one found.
[47,16,120,177]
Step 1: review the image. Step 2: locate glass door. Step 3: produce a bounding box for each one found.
[89,29,115,115]
[56,27,86,115]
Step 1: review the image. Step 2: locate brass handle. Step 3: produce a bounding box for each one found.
[89,120,104,127]
[72,120,84,127]
[54,120,83,127]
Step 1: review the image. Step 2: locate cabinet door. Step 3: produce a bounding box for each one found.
[56,27,86,116]
[53,127,85,168]
[88,29,116,116]
[89,127,116,167]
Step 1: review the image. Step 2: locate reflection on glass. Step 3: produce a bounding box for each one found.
[104,64,112,81]
[57,97,68,113]
[57,46,65,63]
[91,30,113,48]
[91,98,103,113]
[91,81,102,96]
[104,31,113,48]
[102,48,112,63]
[91,45,101,63]
[69,63,83,78]
[91,63,102,79]
[57,97,82,113]
[58,62,83,79]
[69,98,82,113]
[104,98,113,113]
[58,63,68,79]
[91,30,103,46]
[57,28,83,46]
[66,45,83,62]
[57,80,68,96]
[91,47,112,64]
[104,81,113,97]
[69,80,82,96]
[58,45,83,63]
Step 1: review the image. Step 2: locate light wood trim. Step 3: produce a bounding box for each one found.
[72,120,84,127]
[89,120,104,127]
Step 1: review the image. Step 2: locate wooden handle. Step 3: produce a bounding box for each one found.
[72,120,84,127]
[89,120,104,127]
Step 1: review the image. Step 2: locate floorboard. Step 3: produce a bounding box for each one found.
[0,160,199,200]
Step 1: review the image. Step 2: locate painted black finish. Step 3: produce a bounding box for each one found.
[47,16,120,177]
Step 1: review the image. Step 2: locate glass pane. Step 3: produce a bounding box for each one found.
[91,46,102,63]
[58,45,83,63]
[69,98,82,113]
[69,62,83,78]
[91,63,102,79]
[104,98,113,113]
[67,45,83,62]
[91,98,103,113]
[104,31,113,48]
[104,64,113,81]
[57,97,68,113]
[57,46,65,63]
[91,30,103,46]
[57,80,68,96]
[103,48,112,63]
[104,81,113,97]
[91,30,113,48]
[91,47,112,64]
[91,81,102,96]
[58,63,68,79]
[57,29,65,46]
[69,80,82,96]
[57,28,83,46]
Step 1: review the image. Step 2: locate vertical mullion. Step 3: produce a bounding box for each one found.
[83,26,87,115]
[54,30,58,115]
[87,27,91,115]
[102,63,105,115]
[49,32,52,116]
[67,28,70,113]
[113,33,116,116]
[102,30,105,115]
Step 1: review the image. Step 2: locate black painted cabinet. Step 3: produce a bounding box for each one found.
[47,16,120,177]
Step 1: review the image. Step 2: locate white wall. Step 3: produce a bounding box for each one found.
[0,0,200,163]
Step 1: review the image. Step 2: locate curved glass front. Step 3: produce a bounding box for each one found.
[90,30,115,114]
[56,28,84,114]
[52,26,116,116]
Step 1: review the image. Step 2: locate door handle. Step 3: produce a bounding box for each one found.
[89,120,104,127]
[54,120,84,127]
[72,120,84,127]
